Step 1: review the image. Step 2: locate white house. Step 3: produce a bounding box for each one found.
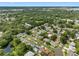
[24,51,35,56]
[75,32,79,39]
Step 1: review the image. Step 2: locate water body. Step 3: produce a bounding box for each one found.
[4,44,11,53]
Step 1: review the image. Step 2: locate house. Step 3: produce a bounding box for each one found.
[33,47,38,52]
[43,38,50,42]
[75,32,79,39]
[75,20,79,25]
[24,51,35,56]
[24,23,31,29]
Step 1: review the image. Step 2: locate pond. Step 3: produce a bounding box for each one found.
[4,44,11,53]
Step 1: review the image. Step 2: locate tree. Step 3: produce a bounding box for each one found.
[0,49,4,56]
[25,30,32,35]
[51,34,57,41]
[73,24,79,29]
[60,35,67,44]
[75,40,79,54]
[0,39,8,48]
[11,43,27,56]
[2,30,13,41]
[62,31,68,37]
[70,31,75,39]
[10,43,33,56]
[10,38,21,47]
[40,32,48,38]
[60,31,69,44]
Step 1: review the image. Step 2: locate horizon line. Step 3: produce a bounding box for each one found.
[0,2,79,6]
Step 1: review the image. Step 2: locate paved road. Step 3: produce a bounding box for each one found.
[55,47,63,56]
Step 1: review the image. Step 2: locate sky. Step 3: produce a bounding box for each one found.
[0,2,79,7]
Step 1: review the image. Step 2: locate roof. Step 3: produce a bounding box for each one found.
[24,51,35,56]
